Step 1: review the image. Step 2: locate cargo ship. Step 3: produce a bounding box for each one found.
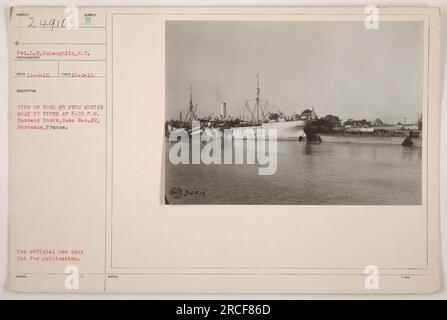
[319,132,422,147]
[230,72,308,140]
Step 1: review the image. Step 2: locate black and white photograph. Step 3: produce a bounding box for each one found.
[3,3,443,298]
[164,20,424,205]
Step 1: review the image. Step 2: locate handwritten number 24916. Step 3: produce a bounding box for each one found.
[27,17,67,31]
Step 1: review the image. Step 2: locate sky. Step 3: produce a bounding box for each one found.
[165,21,424,124]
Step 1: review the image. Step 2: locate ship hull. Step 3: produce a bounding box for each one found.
[319,134,407,145]
[230,120,307,140]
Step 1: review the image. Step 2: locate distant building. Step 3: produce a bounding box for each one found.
[402,124,419,131]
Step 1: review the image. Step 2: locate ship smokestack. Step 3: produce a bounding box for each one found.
[221,102,227,118]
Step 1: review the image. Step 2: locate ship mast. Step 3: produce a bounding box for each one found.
[183,85,197,123]
[256,70,260,123]
[245,70,268,125]
[189,86,196,121]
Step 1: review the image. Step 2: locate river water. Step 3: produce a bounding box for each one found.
[165,139,422,205]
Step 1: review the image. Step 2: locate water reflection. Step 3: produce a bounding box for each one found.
[165,139,422,205]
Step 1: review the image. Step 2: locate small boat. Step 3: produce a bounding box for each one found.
[319,134,406,145]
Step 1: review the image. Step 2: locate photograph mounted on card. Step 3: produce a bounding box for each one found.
[8,6,440,294]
